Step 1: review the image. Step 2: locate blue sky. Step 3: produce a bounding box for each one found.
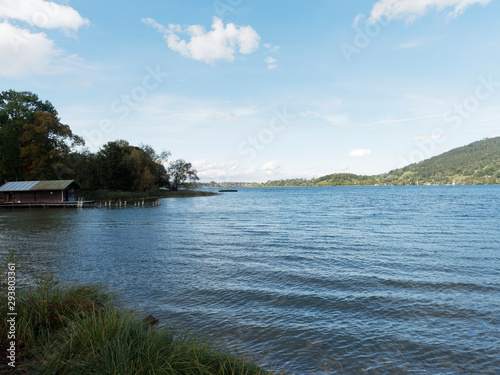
[1,0,500,182]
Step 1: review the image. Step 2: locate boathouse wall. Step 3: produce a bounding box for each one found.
[3,191,62,203]
[0,180,82,203]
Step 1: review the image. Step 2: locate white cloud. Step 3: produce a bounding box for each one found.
[262,160,280,174]
[141,17,168,34]
[0,0,89,32]
[142,16,260,65]
[367,0,491,23]
[192,160,257,180]
[192,159,282,181]
[264,43,280,52]
[0,1,88,76]
[349,148,372,158]
[0,22,59,76]
[265,56,277,70]
[352,14,365,27]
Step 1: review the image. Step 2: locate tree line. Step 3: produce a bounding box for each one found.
[0,90,198,191]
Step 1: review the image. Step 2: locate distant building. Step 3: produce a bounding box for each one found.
[0,180,83,204]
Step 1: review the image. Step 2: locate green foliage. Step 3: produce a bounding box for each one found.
[0,90,60,182]
[56,142,198,193]
[313,173,377,186]
[93,140,170,191]
[33,273,60,292]
[168,159,200,191]
[20,112,84,180]
[38,309,272,375]
[257,174,379,187]
[392,137,500,185]
[60,149,100,190]
[0,274,113,364]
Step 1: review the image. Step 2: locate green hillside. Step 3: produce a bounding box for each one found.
[257,137,500,187]
[389,137,500,185]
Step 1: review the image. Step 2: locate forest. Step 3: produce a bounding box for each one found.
[0,90,198,191]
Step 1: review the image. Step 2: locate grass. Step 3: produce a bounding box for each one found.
[0,274,277,375]
[77,189,218,202]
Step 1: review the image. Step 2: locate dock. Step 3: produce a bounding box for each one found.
[0,201,96,208]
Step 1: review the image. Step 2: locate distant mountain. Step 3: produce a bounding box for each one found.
[256,137,500,187]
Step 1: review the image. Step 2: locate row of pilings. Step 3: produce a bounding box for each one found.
[97,199,162,208]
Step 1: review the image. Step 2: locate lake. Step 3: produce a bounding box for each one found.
[1,186,499,374]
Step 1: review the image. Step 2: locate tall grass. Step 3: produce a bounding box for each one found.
[0,273,277,375]
[0,274,114,368]
[39,309,271,375]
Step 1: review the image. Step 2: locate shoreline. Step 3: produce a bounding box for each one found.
[78,189,218,202]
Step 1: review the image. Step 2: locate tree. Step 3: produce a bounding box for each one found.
[62,149,100,190]
[95,140,170,191]
[20,112,84,180]
[0,90,71,182]
[168,159,199,191]
[96,140,135,190]
[136,145,170,189]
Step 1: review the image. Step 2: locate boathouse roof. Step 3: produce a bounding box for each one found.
[0,180,82,192]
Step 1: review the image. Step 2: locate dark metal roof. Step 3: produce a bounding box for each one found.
[0,180,82,192]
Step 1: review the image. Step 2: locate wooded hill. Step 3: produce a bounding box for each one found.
[257,137,500,187]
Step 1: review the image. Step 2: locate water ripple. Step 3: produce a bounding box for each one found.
[1,186,499,374]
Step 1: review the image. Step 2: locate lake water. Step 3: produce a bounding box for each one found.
[1,186,499,374]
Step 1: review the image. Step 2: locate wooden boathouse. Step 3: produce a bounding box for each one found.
[0,180,95,208]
